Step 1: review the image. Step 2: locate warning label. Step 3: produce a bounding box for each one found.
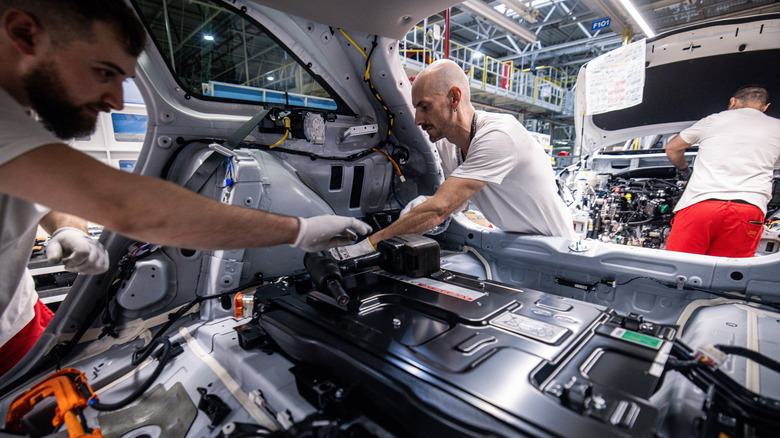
[379,272,486,301]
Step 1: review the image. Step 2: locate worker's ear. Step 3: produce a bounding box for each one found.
[761,102,770,113]
[727,97,738,110]
[449,86,462,111]
[3,10,45,56]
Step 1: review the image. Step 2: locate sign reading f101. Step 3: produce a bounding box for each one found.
[591,17,611,32]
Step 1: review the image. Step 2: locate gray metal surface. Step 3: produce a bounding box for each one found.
[97,383,197,438]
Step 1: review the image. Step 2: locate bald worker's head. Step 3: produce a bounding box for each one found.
[412,60,473,144]
[413,59,472,103]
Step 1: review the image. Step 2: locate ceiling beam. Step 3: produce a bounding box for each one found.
[495,0,540,23]
[499,33,621,61]
[579,0,628,36]
[459,0,537,44]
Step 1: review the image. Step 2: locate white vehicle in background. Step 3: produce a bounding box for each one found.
[560,17,780,255]
[1,2,779,438]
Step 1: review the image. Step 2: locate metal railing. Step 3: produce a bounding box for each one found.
[399,27,575,114]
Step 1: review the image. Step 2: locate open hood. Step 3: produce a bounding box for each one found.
[575,13,780,156]
[248,0,462,40]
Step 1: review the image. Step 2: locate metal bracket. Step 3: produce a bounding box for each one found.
[341,124,378,141]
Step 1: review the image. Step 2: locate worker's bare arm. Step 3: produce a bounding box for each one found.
[38,211,88,235]
[665,134,692,169]
[369,176,486,245]
[0,144,299,249]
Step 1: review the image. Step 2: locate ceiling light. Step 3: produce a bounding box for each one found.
[472,51,484,60]
[203,35,214,41]
[267,75,275,81]
[617,0,656,38]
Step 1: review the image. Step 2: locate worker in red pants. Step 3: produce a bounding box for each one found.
[665,85,780,257]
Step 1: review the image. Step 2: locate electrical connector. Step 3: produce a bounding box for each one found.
[234,292,255,319]
[694,343,728,366]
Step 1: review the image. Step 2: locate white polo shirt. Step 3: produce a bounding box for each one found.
[674,108,780,214]
[0,87,57,348]
[436,111,576,239]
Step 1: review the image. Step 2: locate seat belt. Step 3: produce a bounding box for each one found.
[182,109,270,193]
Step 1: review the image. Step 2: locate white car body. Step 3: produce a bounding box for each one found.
[1,3,779,438]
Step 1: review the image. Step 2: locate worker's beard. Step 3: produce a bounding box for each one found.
[22,62,104,140]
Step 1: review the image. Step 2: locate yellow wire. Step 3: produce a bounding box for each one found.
[269,118,291,149]
[269,130,289,149]
[339,29,372,81]
[340,29,402,178]
[338,29,367,59]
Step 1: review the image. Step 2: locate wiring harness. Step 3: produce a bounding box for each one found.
[667,340,780,437]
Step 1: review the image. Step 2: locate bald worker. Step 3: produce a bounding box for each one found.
[332,59,575,259]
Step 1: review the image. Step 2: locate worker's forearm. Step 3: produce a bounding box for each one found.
[39,211,88,235]
[666,149,688,169]
[369,207,449,246]
[665,135,691,169]
[101,175,300,250]
[0,144,301,249]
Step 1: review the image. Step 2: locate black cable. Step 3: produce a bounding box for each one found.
[665,357,704,370]
[89,337,172,411]
[671,340,780,424]
[249,142,378,161]
[133,277,266,361]
[715,345,780,374]
[611,276,780,310]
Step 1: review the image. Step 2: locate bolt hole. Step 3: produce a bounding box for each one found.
[730,271,744,281]
[467,233,475,239]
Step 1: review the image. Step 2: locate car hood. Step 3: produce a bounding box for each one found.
[575,13,780,157]
[248,0,462,40]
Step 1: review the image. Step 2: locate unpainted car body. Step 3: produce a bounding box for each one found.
[1,2,779,438]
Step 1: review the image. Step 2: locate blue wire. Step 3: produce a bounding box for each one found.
[389,143,405,208]
[225,158,234,188]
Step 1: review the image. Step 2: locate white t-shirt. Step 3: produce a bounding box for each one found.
[0,86,58,348]
[674,108,780,214]
[436,111,576,239]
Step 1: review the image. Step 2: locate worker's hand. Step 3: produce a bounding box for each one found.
[400,195,428,217]
[329,238,376,261]
[293,215,372,253]
[46,227,109,275]
[675,166,692,182]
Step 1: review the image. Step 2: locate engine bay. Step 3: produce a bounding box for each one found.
[562,155,780,256]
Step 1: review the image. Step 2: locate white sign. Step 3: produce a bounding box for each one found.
[585,39,646,115]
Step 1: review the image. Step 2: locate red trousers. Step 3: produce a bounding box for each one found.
[0,299,54,376]
[666,199,764,258]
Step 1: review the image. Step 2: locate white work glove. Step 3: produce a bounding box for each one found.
[399,194,451,235]
[400,195,428,217]
[293,215,372,253]
[329,238,376,261]
[46,227,109,275]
